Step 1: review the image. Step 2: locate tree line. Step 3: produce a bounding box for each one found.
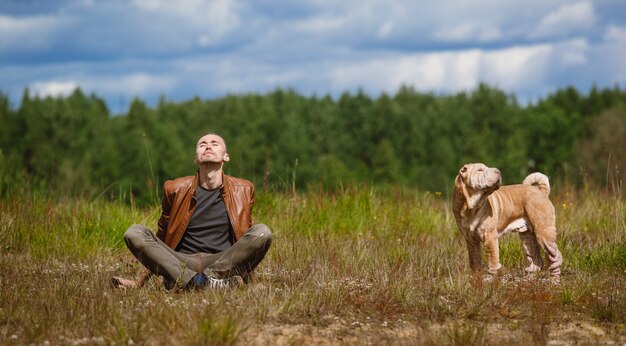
[1,83,625,203]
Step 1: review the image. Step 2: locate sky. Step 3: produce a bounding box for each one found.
[1,0,626,114]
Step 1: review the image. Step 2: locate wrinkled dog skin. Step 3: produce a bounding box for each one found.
[452,163,563,282]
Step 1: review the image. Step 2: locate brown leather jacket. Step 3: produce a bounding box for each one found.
[156,172,254,249]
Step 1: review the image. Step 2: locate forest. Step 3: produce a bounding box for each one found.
[1,83,625,203]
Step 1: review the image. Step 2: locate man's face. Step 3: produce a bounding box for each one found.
[195,134,229,164]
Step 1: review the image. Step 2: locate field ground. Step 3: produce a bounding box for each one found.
[1,187,625,345]
[240,316,625,345]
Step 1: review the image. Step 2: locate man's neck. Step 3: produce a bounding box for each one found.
[197,164,224,190]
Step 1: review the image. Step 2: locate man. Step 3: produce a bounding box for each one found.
[112,133,272,290]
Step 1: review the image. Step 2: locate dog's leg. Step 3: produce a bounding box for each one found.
[537,232,563,280]
[528,204,562,282]
[519,231,542,273]
[484,234,502,275]
[464,236,483,274]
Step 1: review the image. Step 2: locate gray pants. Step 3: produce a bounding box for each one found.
[124,224,272,289]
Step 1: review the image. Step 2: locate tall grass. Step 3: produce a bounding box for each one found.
[0,183,624,345]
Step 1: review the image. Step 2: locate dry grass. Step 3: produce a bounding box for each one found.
[1,184,625,345]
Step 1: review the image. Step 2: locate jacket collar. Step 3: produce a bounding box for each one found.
[221,172,231,197]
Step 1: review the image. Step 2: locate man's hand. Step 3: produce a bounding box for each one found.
[111,276,140,289]
[111,268,153,289]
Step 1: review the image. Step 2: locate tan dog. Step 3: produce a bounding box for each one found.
[452,163,563,281]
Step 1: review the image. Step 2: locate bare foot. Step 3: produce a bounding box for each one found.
[111,276,140,289]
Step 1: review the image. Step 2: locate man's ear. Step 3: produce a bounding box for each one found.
[459,165,468,178]
[223,153,230,162]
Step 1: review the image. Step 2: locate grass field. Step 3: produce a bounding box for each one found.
[1,183,625,345]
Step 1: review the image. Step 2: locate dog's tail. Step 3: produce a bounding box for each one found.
[523,172,550,196]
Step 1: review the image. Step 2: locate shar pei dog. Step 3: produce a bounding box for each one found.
[452,163,563,282]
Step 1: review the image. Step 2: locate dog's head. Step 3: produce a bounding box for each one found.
[454,163,502,210]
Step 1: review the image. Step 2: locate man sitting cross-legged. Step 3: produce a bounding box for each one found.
[112,133,272,290]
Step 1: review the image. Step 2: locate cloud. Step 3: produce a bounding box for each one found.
[129,0,243,48]
[1,34,605,113]
[31,81,79,97]
[8,58,177,104]
[95,73,177,95]
[294,15,345,34]
[434,22,503,43]
[555,38,588,66]
[0,0,625,114]
[0,14,73,52]
[604,25,626,43]
[376,21,394,39]
[0,0,247,61]
[327,43,556,95]
[482,44,553,89]
[530,1,596,39]
[19,72,175,105]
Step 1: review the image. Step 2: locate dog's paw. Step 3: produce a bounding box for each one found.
[487,264,502,275]
[524,264,541,273]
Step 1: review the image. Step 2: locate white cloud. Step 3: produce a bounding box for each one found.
[24,68,176,99]
[327,43,559,95]
[376,21,394,39]
[530,1,595,39]
[89,73,177,96]
[483,44,553,89]
[1,0,625,114]
[293,16,346,34]
[0,0,246,57]
[26,72,176,102]
[31,81,79,97]
[130,0,162,10]
[555,38,588,66]
[434,22,503,43]
[0,14,72,51]
[604,25,626,43]
[129,0,242,45]
[390,52,480,90]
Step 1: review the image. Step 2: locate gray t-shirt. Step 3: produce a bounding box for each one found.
[176,185,234,254]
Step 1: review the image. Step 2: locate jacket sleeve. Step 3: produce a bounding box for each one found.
[249,185,255,227]
[156,181,172,241]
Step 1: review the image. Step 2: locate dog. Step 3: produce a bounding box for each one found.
[452,163,563,282]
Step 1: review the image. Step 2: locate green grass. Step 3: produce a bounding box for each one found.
[1,185,625,345]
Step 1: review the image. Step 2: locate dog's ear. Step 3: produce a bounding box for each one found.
[455,171,482,210]
[455,174,470,207]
